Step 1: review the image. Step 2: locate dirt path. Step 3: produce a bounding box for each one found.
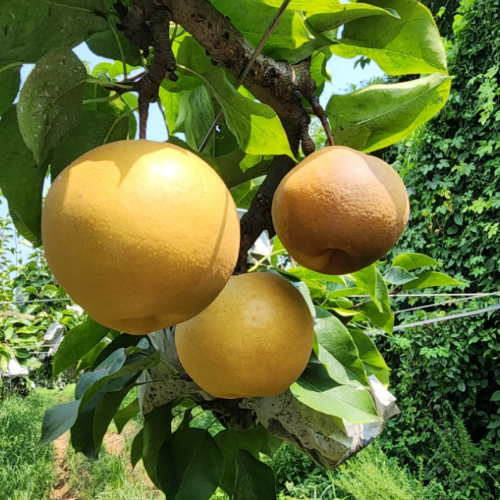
[49,434,75,500]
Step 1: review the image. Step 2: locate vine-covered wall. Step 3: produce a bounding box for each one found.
[388,0,500,292]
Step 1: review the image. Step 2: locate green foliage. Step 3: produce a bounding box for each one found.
[386,0,500,291]
[0,211,81,387]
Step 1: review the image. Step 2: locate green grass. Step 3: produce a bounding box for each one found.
[0,385,73,500]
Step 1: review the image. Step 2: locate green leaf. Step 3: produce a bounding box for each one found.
[76,349,127,400]
[86,25,142,67]
[0,64,21,115]
[17,47,87,165]
[157,428,224,500]
[314,312,370,387]
[159,87,181,135]
[259,0,378,14]
[218,151,272,189]
[391,252,440,271]
[131,429,144,468]
[359,300,394,335]
[215,425,281,496]
[93,388,131,457]
[80,352,160,408]
[187,67,294,159]
[291,361,381,423]
[234,450,276,500]
[210,0,311,58]
[349,328,390,385]
[92,333,147,370]
[383,266,418,285]
[49,109,130,180]
[231,176,265,210]
[53,317,111,377]
[351,265,389,313]
[327,73,452,153]
[36,399,81,447]
[183,86,216,155]
[77,340,110,372]
[308,4,398,33]
[71,392,101,458]
[0,0,107,66]
[331,0,448,76]
[0,105,46,246]
[114,398,140,434]
[143,404,173,488]
[402,271,463,290]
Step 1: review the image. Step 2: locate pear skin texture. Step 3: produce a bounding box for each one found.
[42,140,240,334]
[175,272,315,399]
[271,146,410,275]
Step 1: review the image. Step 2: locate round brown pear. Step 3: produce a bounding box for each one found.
[42,140,240,334]
[271,146,410,275]
[175,272,315,399]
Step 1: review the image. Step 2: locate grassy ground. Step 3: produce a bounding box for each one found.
[0,386,430,500]
[0,386,72,500]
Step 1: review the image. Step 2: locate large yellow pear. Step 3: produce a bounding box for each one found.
[42,140,240,334]
[272,146,410,275]
[175,272,314,399]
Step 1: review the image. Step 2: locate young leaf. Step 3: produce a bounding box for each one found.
[49,110,131,180]
[0,105,46,246]
[0,64,21,115]
[36,399,81,448]
[290,361,381,423]
[157,428,224,500]
[52,317,111,377]
[143,404,173,487]
[402,271,463,290]
[391,252,441,271]
[331,0,448,75]
[314,313,370,387]
[17,47,87,165]
[188,67,295,159]
[114,398,140,434]
[327,73,452,153]
[234,450,277,500]
[0,0,107,66]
